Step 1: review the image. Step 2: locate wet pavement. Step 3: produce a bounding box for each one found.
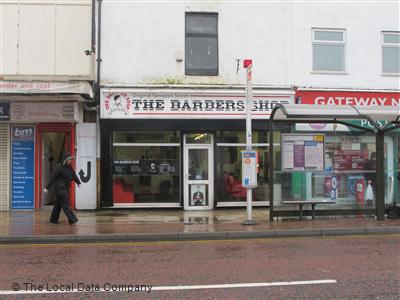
[1,235,399,299]
[0,208,399,243]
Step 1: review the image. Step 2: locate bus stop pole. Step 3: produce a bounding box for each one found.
[243,59,257,225]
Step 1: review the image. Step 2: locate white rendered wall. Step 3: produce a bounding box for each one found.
[100,0,399,90]
[292,1,400,90]
[0,0,93,79]
[101,1,293,86]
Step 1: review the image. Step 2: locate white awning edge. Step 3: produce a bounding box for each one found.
[0,81,93,98]
[0,94,91,102]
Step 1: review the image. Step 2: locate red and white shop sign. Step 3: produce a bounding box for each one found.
[100,89,294,119]
[296,90,400,107]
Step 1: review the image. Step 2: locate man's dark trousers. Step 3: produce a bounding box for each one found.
[50,193,78,224]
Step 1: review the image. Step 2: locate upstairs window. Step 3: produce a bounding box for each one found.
[382,32,400,74]
[185,12,218,76]
[312,29,346,72]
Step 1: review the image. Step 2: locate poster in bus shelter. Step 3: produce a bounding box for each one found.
[282,134,325,171]
[333,150,369,171]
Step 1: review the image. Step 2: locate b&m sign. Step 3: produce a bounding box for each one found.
[12,126,35,209]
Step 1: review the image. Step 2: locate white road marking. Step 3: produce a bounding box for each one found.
[152,280,338,291]
[0,279,337,295]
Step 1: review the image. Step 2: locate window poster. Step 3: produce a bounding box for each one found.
[282,134,325,171]
[190,184,207,206]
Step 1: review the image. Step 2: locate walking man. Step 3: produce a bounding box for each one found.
[44,152,80,224]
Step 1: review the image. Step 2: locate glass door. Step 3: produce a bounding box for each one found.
[184,134,214,210]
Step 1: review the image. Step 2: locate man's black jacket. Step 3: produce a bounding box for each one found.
[45,153,81,196]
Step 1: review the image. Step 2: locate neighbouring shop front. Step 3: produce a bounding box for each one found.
[100,88,294,210]
[290,89,400,207]
[0,81,96,211]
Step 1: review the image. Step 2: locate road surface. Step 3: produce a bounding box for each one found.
[1,235,399,299]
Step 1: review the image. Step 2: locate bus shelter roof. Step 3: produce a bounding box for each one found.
[268,103,399,221]
[271,104,399,124]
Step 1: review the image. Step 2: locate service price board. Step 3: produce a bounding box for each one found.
[282,134,325,171]
[11,125,35,209]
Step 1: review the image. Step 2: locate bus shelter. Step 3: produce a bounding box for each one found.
[268,104,399,221]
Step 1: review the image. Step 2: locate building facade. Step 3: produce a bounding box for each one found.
[98,1,399,211]
[0,0,97,211]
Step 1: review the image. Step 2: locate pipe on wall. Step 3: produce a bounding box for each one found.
[95,0,103,102]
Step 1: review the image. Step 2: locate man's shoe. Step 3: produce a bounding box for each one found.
[50,221,59,224]
[69,219,78,225]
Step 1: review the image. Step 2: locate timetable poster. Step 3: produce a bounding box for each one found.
[282,134,325,171]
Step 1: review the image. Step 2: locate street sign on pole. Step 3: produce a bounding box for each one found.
[242,59,257,226]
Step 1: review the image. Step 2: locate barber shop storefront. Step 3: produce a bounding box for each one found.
[100,88,294,209]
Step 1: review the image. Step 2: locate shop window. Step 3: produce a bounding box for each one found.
[185,12,218,76]
[382,31,400,74]
[112,131,180,205]
[312,28,346,72]
[215,131,272,204]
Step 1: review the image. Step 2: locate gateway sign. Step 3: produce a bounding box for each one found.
[297,90,400,107]
[100,90,293,119]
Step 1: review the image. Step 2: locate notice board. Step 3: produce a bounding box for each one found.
[282,134,325,171]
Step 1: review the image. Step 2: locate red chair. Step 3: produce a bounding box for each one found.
[113,178,135,203]
[227,175,247,200]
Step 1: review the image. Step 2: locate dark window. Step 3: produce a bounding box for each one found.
[185,12,218,76]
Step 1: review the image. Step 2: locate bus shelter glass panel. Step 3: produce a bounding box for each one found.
[273,128,395,216]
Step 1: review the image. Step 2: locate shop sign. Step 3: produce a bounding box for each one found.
[296,120,400,132]
[11,125,35,209]
[333,150,369,171]
[113,160,179,176]
[296,90,399,107]
[0,103,10,120]
[0,81,93,97]
[100,90,294,119]
[11,102,78,122]
[346,120,400,132]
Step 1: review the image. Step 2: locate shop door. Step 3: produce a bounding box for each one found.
[35,123,75,209]
[183,134,214,210]
[41,132,67,207]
